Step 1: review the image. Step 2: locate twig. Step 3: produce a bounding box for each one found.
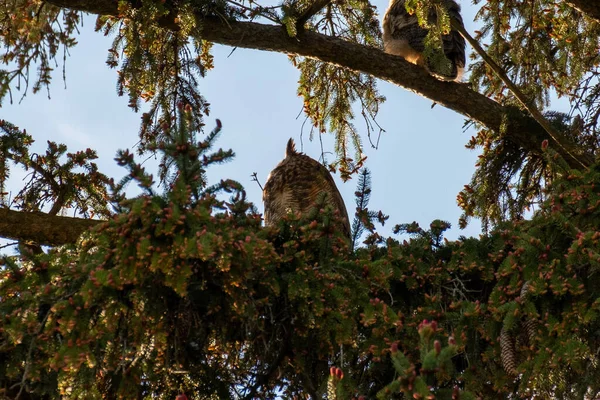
[296,0,332,28]
[241,330,290,400]
[225,0,281,23]
[0,241,18,250]
[443,276,480,302]
[251,172,263,191]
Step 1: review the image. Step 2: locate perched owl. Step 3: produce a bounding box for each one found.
[263,139,351,240]
[382,0,466,81]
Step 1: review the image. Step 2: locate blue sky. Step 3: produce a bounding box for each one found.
[3,1,486,242]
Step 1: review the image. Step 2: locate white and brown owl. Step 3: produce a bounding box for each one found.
[382,0,466,81]
[263,139,351,240]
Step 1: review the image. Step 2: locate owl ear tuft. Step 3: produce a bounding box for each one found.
[286,138,298,157]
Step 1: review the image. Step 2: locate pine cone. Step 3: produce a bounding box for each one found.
[522,317,538,347]
[500,327,518,375]
[520,281,539,346]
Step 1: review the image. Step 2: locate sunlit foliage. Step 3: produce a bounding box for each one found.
[2,0,600,398]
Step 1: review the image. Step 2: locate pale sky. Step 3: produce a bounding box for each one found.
[3,1,490,242]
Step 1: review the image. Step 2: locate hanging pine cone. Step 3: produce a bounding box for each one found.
[520,281,539,346]
[522,317,538,347]
[500,327,518,375]
[520,281,531,298]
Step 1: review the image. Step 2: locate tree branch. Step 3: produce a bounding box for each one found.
[566,0,600,22]
[194,18,594,169]
[43,0,121,15]
[0,207,100,246]
[43,0,594,170]
[451,19,588,170]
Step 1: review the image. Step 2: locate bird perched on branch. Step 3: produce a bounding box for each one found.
[263,139,350,240]
[382,0,466,81]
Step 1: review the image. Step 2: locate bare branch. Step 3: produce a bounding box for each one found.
[251,172,264,191]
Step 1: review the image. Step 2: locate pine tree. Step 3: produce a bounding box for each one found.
[2,0,600,399]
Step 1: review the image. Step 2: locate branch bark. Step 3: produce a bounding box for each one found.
[0,208,100,246]
[566,0,600,22]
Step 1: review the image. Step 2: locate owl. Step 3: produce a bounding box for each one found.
[263,139,351,240]
[382,0,466,81]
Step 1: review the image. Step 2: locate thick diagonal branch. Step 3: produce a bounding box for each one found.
[451,20,587,170]
[44,0,594,169]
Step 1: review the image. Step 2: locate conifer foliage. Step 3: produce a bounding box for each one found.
[3,115,600,398]
[2,0,600,399]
